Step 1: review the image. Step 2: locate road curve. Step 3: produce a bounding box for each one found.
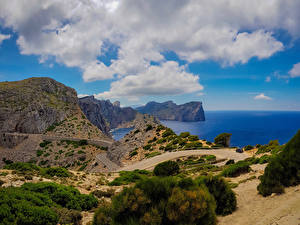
[117,149,249,172]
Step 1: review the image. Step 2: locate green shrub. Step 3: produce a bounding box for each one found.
[4,162,40,173]
[145,152,162,158]
[108,170,150,186]
[133,129,140,134]
[197,175,236,215]
[145,124,153,131]
[40,140,51,148]
[43,167,71,177]
[94,176,217,225]
[244,145,254,151]
[179,132,190,138]
[143,144,152,150]
[256,140,280,154]
[54,208,82,225]
[78,139,88,146]
[129,150,138,157]
[36,149,44,157]
[92,189,115,198]
[0,187,59,225]
[221,161,251,177]
[214,133,232,147]
[203,155,216,161]
[257,130,300,196]
[162,128,175,137]
[188,135,199,141]
[225,159,235,165]
[153,161,179,176]
[21,182,98,211]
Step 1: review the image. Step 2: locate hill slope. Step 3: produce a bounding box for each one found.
[0,77,78,133]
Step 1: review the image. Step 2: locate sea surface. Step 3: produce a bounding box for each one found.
[161,111,300,147]
[112,111,300,147]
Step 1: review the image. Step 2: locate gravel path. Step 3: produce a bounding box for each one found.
[117,149,249,171]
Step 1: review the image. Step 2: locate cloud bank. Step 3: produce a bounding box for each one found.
[254,93,272,100]
[0,0,299,99]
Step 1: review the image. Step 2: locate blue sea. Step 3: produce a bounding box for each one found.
[112,111,300,147]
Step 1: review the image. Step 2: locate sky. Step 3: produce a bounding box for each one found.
[0,0,300,110]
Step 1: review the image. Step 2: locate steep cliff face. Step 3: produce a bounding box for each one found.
[0,77,79,133]
[136,101,205,122]
[79,96,137,133]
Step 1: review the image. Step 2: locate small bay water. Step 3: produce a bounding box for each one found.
[162,111,300,147]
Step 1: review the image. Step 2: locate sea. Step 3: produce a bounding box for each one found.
[111,111,300,147]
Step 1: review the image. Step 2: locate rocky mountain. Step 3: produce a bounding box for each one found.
[79,96,138,133]
[136,101,205,122]
[0,77,79,134]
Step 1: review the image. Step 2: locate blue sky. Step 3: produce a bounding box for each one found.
[0,0,300,110]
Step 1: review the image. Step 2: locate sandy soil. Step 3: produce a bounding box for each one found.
[219,164,300,225]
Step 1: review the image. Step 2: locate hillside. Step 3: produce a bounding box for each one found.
[136,100,205,122]
[0,77,78,133]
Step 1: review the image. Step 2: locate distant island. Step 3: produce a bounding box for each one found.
[136,100,205,122]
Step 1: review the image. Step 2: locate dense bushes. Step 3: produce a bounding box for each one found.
[93,177,217,225]
[257,130,300,196]
[153,161,180,176]
[21,182,98,211]
[42,167,71,178]
[0,182,97,225]
[214,133,232,147]
[197,176,236,215]
[221,161,251,177]
[256,140,280,154]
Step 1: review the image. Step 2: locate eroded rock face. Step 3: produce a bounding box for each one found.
[0,77,78,134]
[136,101,205,122]
[79,96,137,134]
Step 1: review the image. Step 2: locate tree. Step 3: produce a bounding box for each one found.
[214,133,232,147]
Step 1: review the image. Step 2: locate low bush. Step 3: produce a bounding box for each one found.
[145,124,153,131]
[4,162,40,173]
[153,161,179,176]
[256,140,280,154]
[21,182,98,211]
[143,144,152,150]
[108,170,151,186]
[197,175,236,215]
[42,167,71,178]
[129,150,138,157]
[188,135,199,141]
[145,151,161,158]
[257,130,300,196]
[179,132,190,138]
[93,176,217,225]
[214,133,232,147]
[162,128,175,137]
[225,159,235,165]
[39,140,51,148]
[54,208,82,225]
[92,189,115,198]
[244,145,254,151]
[221,161,251,177]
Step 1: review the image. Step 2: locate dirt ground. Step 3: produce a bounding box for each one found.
[218,164,300,225]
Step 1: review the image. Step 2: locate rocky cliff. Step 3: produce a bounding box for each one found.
[79,96,138,133]
[0,77,79,133]
[136,101,205,122]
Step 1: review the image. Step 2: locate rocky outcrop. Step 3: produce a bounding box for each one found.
[79,96,138,133]
[0,77,79,134]
[136,101,205,122]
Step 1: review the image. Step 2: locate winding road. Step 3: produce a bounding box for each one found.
[116,149,249,172]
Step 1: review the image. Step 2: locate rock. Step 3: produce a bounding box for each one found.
[136,100,205,122]
[0,77,78,134]
[79,96,137,134]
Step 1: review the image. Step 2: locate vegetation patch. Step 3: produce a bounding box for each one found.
[108,170,151,186]
[153,161,180,176]
[257,130,300,196]
[221,161,251,177]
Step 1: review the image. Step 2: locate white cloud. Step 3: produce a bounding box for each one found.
[289,62,300,78]
[78,94,89,98]
[0,0,300,97]
[254,93,272,100]
[95,61,203,100]
[265,76,271,82]
[0,33,11,45]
